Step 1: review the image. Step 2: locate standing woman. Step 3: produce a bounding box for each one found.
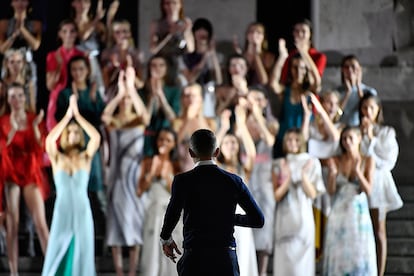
[271,128,325,276]
[359,94,403,276]
[137,127,182,276]
[269,38,321,158]
[101,66,149,276]
[0,0,42,82]
[46,18,85,131]
[172,82,216,172]
[323,126,377,275]
[100,19,145,102]
[149,0,194,84]
[280,18,327,85]
[1,48,36,115]
[0,83,49,275]
[42,94,100,276]
[337,54,377,127]
[70,0,108,99]
[54,54,107,218]
[139,54,181,158]
[237,22,275,87]
[245,87,279,276]
[216,102,259,276]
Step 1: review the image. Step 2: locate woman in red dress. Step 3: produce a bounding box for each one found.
[0,83,49,275]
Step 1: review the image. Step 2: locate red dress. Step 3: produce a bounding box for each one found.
[0,113,50,211]
[46,46,85,131]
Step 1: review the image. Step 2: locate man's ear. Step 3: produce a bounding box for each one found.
[213,147,220,158]
[189,148,197,158]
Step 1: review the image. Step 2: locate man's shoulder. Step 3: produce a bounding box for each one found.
[178,165,241,180]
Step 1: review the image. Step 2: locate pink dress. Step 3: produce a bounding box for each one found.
[46,46,85,131]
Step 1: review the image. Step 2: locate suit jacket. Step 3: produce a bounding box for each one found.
[160,161,264,249]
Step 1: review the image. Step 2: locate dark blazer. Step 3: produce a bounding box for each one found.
[160,163,264,250]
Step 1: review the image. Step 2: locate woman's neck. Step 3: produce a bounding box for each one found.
[14,11,27,20]
[11,109,26,118]
[345,149,360,159]
[61,43,75,50]
[166,13,180,23]
[75,11,90,23]
[74,81,87,90]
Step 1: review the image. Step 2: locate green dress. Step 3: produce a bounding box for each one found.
[42,169,96,276]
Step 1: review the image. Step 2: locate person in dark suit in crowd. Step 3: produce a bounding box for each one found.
[159,128,265,276]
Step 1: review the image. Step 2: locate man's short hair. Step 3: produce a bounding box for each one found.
[190,129,216,157]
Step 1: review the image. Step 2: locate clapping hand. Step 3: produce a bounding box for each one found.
[33,109,44,128]
[69,94,80,117]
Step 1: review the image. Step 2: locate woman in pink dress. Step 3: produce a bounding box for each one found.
[46,18,85,131]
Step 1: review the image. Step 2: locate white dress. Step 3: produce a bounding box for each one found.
[361,125,403,219]
[249,140,275,253]
[308,122,341,216]
[323,173,377,275]
[220,163,259,276]
[272,153,325,276]
[140,179,183,276]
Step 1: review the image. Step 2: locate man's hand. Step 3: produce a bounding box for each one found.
[162,240,182,263]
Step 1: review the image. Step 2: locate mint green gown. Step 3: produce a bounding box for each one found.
[42,169,96,276]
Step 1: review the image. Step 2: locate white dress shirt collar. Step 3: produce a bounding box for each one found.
[194,159,216,168]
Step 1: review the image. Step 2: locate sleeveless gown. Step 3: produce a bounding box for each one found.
[42,169,96,276]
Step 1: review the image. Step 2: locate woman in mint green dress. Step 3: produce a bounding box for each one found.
[42,94,101,276]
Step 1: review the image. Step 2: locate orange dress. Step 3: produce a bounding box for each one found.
[0,113,49,211]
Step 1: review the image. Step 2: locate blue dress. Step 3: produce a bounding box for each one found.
[42,169,96,276]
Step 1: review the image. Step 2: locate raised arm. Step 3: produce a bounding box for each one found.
[296,41,321,94]
[235,101,256,176]
[71,95,101,157]
[101,70,125,126]
[46,100,74,159]
[125,66,150,125]
[268,39,288,96]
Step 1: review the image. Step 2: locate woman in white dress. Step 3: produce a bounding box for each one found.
[323,126,377,275]
[302,91,343,259]
[216,102,259,276]
[245,87,279,276]
[272,127,325,276]
[137,127,182,276]
[359,93,403,276]
[101,66,150,276]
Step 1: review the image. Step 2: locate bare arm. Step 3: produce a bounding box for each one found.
[301,159,317,199]
[125,66,150,125]
[235,102,256,175]
[356,156,375,195]
[269,39,288,95]
[46,103,74,159]
[19,20,42,51]
[272,158,291,202]
[71,95,101,157]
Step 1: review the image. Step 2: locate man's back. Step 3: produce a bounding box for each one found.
[161,163,264,250]
[159,129,264,276]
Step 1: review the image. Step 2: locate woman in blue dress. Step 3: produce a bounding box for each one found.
[42,94,101,276]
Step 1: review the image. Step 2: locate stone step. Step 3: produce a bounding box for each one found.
[387,220,414,238]
[386,256,414,275]
[388,237,414,256]
[397,185,414,201]
[388,203,414,220]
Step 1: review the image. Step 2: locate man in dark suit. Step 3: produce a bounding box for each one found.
[160,129,264,276]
